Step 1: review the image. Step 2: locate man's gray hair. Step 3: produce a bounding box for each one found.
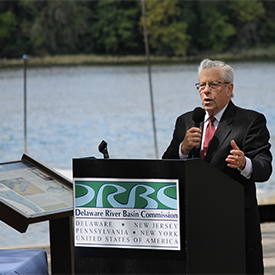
[198,58,234,83]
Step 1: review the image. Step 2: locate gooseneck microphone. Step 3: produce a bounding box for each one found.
[191,107,205,158]
[98,140,110,159]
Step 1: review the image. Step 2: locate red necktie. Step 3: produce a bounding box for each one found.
[200,116,216,159]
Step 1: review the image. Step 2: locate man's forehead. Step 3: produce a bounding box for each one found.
[200,67,223,79]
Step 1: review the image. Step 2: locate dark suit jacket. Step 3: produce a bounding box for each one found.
[162,100,272,247]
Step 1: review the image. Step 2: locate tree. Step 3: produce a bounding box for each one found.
[0,0,38,57]
[260,1,275,45]
[196,1,236,52]
[141,0,191,55]
[0,11,17,41]
[228,0,265,48]
[30,1,91,55]
[1,0,275,58]
[91,0,143,55]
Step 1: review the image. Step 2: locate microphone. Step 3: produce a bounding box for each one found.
[192,107,205,128]
[191,107,205,158]
[98,140,110,159]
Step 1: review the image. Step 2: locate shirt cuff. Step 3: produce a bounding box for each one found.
[239,157,252,179]
[179,142,189,159]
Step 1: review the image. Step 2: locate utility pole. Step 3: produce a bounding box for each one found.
[141,0,159,159]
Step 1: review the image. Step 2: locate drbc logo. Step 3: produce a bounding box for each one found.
[74,179,177,210]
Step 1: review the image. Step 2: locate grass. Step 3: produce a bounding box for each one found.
[1,47,275,68]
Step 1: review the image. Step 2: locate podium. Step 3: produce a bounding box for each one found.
[73,158,245,274]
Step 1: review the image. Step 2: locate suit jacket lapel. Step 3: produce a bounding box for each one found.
[204,101,235,162]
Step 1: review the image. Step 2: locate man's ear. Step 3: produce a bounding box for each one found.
[226,82,234,96]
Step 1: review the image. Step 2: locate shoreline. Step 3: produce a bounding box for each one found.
[1,48,275,68]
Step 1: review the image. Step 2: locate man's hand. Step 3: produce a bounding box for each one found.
[181,127,202,155]
[226,140,246,170]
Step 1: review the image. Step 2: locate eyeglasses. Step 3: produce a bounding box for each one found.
[195,81,230,91]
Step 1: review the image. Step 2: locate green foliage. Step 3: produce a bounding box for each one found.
[228,0,265,23]
[261,1,275,44]
[30,1,91,55]
[143,0,191,55]
[92,0,143,54]
[228,0,266,48]
[0,11,16,39]
[0,0,275,57]
[0,0,41,57]
[197,1,236,52]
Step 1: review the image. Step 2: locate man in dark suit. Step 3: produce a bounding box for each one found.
[162,59,272,274]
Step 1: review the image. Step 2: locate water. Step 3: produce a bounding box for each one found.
[0,61,275,247]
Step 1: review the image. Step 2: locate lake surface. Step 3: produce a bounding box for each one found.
[0,61,274,247]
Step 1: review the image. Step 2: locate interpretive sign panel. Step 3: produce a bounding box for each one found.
[0,161,72,217]
[74,178,180,250]
[0,154,73,233]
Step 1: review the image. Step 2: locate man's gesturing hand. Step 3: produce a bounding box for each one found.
[226,140,246,170]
